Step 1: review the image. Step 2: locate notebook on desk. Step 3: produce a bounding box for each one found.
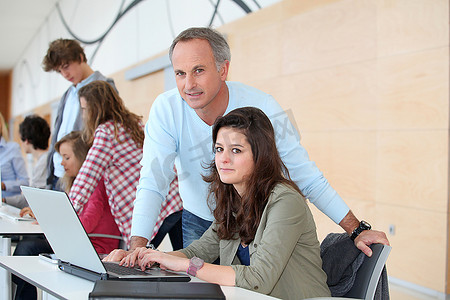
[0,203,34,221]
[20,186,190,282]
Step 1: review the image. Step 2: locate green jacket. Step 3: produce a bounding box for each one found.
[179,183,331,300]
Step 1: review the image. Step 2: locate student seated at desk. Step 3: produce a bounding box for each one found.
[0,112,29,199]
[55,131,121,254]
[19,132,121,254]
[3,115,50,208]
[122,107,331,300]
[13,132,120,300]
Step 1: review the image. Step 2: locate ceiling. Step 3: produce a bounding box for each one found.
[0,0,59,72]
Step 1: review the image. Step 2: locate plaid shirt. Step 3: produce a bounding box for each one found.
[70,121,182,247]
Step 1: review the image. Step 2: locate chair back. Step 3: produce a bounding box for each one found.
[87,233,127,250]
[344,243,391,300]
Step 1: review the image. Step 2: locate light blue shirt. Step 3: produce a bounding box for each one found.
[0,137,29,197]
[52,72,98,178]
[131,82,349,240]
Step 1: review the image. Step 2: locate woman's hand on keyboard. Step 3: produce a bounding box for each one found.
[102,249,130,262]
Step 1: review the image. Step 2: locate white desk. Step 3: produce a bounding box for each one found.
[0,256,279,300]
[0,204,43,299]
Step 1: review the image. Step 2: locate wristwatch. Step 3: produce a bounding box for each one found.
[350,220,371,241]
[187,257,204,276]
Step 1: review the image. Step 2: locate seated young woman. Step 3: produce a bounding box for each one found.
[123,107,330,299]
[13,131,122,300]
[55,131,121,254]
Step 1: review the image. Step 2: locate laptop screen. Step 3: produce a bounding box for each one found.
[20,186,107,274]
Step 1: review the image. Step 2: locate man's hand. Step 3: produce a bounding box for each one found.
[102,236,149,262]
[354,230,390,257]
[339,210,390,257]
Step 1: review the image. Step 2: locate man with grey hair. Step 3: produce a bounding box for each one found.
[106,27,388,263]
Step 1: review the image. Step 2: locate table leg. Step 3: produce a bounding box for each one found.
[0,236,12,300]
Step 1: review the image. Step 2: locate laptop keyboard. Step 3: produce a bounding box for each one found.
[104,262,150,275]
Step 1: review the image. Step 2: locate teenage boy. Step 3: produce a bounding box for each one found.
[42,39,116,190]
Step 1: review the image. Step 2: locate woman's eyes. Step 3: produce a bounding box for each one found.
[215,147,241,154]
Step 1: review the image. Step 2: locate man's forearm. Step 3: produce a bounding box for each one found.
[129,236,149,251]
[339,210,360,235]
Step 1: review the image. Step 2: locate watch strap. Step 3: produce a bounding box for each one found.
[350,220,371,241]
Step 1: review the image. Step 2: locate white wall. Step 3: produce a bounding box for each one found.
[11,0,280,117]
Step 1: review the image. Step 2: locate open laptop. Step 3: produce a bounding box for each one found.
[20,186,190,282]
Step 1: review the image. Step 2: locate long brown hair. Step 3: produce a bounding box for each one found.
[55,131,90,193]
[78,80,144,147]
[203,107,302,244]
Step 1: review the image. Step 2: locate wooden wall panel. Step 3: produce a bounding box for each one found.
[375,203,447,291]
[377,0,449,57]
[280,0,377,75]
[377,48,449,130]
[227,23,283,83]
[113,69,165,123]
[246,61,378,131]
[302,130,378,204]
[328,131,378,203]
[375,130,448,212]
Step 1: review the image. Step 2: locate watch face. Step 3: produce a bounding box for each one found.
[360,220,371,230]
[191,257,204,268]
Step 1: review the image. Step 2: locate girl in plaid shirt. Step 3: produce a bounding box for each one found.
[56,131,121,254]
[69,81,182,248]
